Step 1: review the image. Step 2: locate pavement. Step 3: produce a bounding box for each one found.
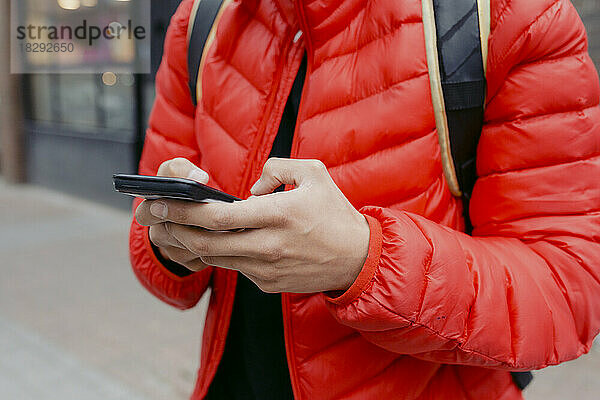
[0,180,208,400]
[0,180,598,399]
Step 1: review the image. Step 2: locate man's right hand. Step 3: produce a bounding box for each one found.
[136,158,211,273]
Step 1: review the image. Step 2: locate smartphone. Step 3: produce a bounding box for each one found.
[113,174,241,203]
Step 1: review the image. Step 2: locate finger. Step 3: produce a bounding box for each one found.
[157,157,210,184]
[149,223,186,249]
[200,257,285,293]
[162,246,203,265]
[162,247,210,273]
[250,158,327,196]
[239,270,285,294]
[135,199,163,226]
[182,259,211,273]
[149,196,286,230]
[136,160,210,227]
[199,256,267,275]
[166,223,269,257]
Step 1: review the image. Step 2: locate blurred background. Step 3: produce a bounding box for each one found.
[0,0,598,399]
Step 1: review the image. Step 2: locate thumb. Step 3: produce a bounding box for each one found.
[250,158,325,196]
[157,158,210,184]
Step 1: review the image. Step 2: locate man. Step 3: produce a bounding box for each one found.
[131,0,600,398]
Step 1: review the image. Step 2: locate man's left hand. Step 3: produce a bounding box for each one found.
[135,158,370,293]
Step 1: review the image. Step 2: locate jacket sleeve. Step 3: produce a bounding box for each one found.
[129,0,212,311]
[325,0,600,371]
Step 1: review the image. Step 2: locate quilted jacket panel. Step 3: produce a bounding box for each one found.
[129,0,600,398]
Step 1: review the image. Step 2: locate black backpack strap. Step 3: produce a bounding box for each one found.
[422,0,486,232]
[187,0,227,106]
[422,0,533,390]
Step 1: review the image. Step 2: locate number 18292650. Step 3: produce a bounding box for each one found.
[21,42,75,53]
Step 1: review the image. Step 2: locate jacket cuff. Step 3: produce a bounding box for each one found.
[325,215,383,307]
[141,225,199,282]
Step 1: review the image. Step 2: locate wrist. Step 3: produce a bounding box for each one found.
[327,215,383,305]
[340,214,371,291]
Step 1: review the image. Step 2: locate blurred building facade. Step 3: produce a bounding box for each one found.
[1,0,600,209]
[1,0,181,208]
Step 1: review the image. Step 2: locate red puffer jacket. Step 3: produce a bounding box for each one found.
[129,0,600,398]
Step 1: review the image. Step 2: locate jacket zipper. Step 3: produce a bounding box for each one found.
[210,26,306,400]
[283,3,313,398]
[246,36,307,400]
[241,41,306,398]
[289,3,312,160]
[238,34,301,197]
[199,30,306,398]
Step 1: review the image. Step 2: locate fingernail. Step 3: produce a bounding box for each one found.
[188,168,209,183]
[150,202,168,219]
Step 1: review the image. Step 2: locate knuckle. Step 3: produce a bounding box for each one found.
[157,160,171,176]
[190,237,211,255]
[255,268,286,293]
[148,226,162,245]
[171,206,189,224]
[164,159,178,175]
[170,157,188,171]
[262,158,279,176]
[261,241,284,263]
[308,159,326,173]
[210,209,234,230]
[270,201,288,226]
[258,265,275,282]
[159,158,188,177]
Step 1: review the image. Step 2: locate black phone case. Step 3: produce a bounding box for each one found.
[113,174,241,203]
